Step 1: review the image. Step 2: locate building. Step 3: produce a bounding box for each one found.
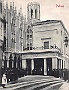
[2,2,25,70]
[0,0,4,84]
[20,2,69,75]
[24,2,40,50]
[1,1,69,77]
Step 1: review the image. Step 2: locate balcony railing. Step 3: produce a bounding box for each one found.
[32,46,61,52]
[23,45,61,53]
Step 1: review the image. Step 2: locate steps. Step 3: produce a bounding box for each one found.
[0,76,64,90]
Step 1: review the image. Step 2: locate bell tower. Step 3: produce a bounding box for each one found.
[27,2,40,23]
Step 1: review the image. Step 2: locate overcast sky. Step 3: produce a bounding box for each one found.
[4,0,69,32]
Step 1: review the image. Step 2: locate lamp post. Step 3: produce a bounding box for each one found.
[64,36,69,82]
[64,36,68,47]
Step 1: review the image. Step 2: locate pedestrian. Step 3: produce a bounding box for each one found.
[1,73,7,88]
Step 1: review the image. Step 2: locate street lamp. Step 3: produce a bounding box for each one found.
[64,36,68,47]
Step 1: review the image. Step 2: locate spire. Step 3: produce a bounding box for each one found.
[19,7,22,15]
[13,1,14,9]
[24,15,26,22]
[6,1,8,9]
[10,2,12,11]
[15,6,17,14]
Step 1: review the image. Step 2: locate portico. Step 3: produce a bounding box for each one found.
[20,48,64,75]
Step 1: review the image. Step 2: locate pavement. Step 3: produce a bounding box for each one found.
[0,75,68,90]
[58,81,69,90]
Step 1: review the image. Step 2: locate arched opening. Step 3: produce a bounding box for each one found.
[31,9,33,18]
[35,9,37,19]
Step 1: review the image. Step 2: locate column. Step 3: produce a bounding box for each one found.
[52,57,57,69]
[61,60,62,69]
[44,58,47,75]
[12,60,14,68]
[22,59,26,69]
[7,60,9,68]
[64,61,65,69]
[31,59,34,74]
[33,9,35,19]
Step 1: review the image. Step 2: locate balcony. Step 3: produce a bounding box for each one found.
[22,45,61,54]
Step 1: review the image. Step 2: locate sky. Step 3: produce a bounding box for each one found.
[4,0,69,32]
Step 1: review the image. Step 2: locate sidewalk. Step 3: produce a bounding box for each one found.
[58,81,69,90]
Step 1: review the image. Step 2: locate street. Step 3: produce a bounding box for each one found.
[0,75,64,90]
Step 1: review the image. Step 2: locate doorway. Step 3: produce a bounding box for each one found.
[46,58,52,76]
[34,58,44,75]
[26,59,31,75]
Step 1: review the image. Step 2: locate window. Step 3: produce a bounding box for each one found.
[30,47,32,50]
[27,29,29,33]
[27,35,29,39]
[30,43,32,46]
[35,9,37,19]
[44,41,49,49]
[31,9,33,18]
[27,43,29,47]
[0,3,2,13]
[61,30,62,36]
[27,47,29,50]
[30,35,32,38]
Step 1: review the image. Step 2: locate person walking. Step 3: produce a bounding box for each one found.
[1,73,7,88]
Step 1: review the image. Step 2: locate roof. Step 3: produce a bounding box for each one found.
[32,20,69,36]
[27,2,40,6]
[33,20,61,26]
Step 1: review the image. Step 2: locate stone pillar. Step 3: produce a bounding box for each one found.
[12,60,14,68]
[22,59,26,69]
[52,57,57,69]
[7,60,9,68]
[61,60,62,69]
[33,9,35,19]
[31,59,34,74]
[59,59,61,69]
[44,58,47,75]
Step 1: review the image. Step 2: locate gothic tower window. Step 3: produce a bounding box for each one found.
[35,9,37,19]
[31,9,33,18]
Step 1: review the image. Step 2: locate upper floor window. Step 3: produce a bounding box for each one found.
[31,9,33,18]
[61,30,62,36]
[44,41,49,49]
[0,3,2,13]
[27,29,29,33]
[35,9,37,19]
[30,35,32,38]
[27,35,29,39]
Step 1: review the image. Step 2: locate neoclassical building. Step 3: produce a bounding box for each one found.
[20,2,69,75]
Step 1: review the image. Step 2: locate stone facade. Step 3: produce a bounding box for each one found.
[0,0,4,84]
[20,2,69,75]
[1,1,69,76]
[1,2,25,69]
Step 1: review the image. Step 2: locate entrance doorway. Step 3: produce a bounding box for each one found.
[34,58,44,75]
[46,58,52,76]
[26,59,31,75]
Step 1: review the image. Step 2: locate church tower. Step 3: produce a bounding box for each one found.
[27,2,40,23]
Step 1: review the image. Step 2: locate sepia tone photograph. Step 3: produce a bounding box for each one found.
[0,0,69,90]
